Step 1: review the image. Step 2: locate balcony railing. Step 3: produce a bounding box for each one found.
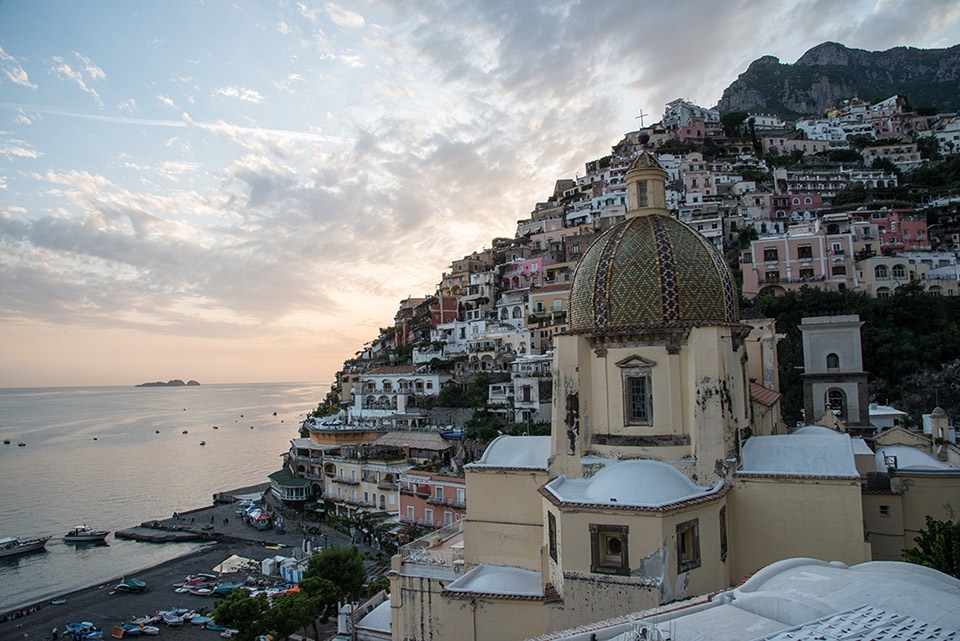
[427,497,466,509]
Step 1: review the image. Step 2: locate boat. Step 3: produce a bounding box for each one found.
[119,624,143,636]
[0,535,50,557]
[114,577,147,592]
[199,440,206,446]
[139,626,160,636]
[162,612,184,626]
[64,525,111,542]
[66,622,103,640]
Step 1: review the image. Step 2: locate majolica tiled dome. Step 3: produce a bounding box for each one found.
[569,154,738,331]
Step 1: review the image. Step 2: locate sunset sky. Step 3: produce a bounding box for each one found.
[1,1,958,388]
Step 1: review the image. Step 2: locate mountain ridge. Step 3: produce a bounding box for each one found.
[716,41,960,118]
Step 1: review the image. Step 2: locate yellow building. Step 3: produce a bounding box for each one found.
[389,152,876,641]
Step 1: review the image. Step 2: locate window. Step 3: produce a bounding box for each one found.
[719,507,728,563]
[832,264,847,276]
[444,511,453,525]
[436,486,444,501]
[892,264,906,279]
[879,505,890,517]
[765,270,780,282]
[763,248,779,262]
[797,245,813,259]
[548,512,558,562]
[627,377,649,423]
[407,506,415,521]
[826,353,839,369]
[457,488,465,504]
[424,508,434,525]
[590,524,629,575]
[677,519,701,573]
[799,267,814,279]
[875,265,889,280]
[638,181,648,208]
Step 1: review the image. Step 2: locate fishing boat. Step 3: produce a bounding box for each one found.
[64,524,110,542]
[114,577,147,592]
[0,535,50,557]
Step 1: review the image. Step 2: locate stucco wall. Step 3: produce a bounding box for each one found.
[728,475,871,582]
[463,468,547,570]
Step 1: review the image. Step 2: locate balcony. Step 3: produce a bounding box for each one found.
[427,496,467,509]
[332,477,360,486]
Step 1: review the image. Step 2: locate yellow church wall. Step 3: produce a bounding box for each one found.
[862,492,905,561]
[543,498,729,631]
[897,473,960,554]
[728,476,871,582]
[390,569,472,641]
[463,467,548,570]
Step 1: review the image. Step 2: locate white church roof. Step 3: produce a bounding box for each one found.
[546,460,722,508]
[740,427,859,477]
[355,599,392,633]
[875,445,958,472]
[443,563,543,598]
[467,435,551,470]
[536,558,960,641]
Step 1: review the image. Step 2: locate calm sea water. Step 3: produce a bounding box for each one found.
[0,382,327,613]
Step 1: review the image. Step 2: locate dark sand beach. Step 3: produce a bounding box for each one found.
[1,488,371,641]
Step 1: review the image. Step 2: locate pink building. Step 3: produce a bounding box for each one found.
[741,219,857,298]
[398,470,466,537]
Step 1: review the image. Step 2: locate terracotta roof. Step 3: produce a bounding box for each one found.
[374,431,453,451]
[365,366,420,375]
[750,381,782,408]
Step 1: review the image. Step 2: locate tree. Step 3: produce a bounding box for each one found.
[303,545,367,604]
[213,589,275,641]
[720,111,749,137]
[270,590,326,640]
[903,516,960,578]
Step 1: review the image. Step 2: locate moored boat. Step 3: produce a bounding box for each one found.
[114,577,147,592]
[64,524,110,542]
[0,535,51,558]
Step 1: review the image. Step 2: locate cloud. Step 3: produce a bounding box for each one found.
[213,86,265,104]
[49,55,103,107]
[117,98,136,113]
[297,2,323,23]
[0,45,38,89]
[73,51,106,81]
[0,139,42,160]
[157,94,177,109]
[324,2,365,28]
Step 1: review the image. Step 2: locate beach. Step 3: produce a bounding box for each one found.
[0,488,381,641]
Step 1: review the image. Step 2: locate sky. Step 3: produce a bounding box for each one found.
[1,1,958,389]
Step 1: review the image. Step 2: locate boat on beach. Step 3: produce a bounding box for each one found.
[64,525,111,542]
[0,535,51,558]
[113,577,147,593]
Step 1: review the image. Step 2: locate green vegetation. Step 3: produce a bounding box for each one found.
[757,286,960,426]
[212,545,369,641]
[903,516,960,579]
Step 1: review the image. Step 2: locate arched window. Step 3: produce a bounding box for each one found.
[512,306,523,319]
[875,265,889,280]
[877,287,892,298]
[826,353,840,369]
[792,197,801,205]
[804,197,813,205]
[826,388,847,420]
[892,264,906,279]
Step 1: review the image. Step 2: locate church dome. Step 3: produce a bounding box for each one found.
[569,153,738,331]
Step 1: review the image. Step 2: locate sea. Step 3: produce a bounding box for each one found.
[0,381,328,614]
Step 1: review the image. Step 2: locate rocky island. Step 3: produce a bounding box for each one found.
[135,379,201,387]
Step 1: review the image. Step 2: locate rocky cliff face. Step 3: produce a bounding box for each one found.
[716,41,960,118]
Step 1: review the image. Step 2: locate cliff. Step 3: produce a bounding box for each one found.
[716,41,960,118]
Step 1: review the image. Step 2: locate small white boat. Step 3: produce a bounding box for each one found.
[64,525,110,542]
[162,612,184,626]
[0,535,50,557]
[140,626,160,636]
